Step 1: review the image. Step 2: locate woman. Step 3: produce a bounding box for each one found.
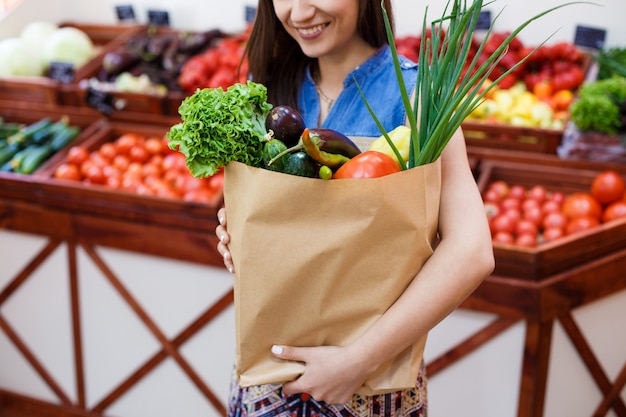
[216,0,495,415]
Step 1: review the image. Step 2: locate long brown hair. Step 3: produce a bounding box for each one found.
[245,0,394,109]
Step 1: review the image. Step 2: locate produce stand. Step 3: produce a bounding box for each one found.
[1,42,626,417]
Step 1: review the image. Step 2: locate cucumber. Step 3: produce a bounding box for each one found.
[19,145,54,174]
[49,125,80,151]
[283,151,317,178]
[7,145,35,172]
[262,139,289,172]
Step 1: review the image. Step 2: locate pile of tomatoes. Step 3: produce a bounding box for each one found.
[53,133,224,205]
[484,170,626,247]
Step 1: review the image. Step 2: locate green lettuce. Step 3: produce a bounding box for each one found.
[167,81,273,178]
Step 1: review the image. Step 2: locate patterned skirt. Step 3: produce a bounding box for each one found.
[228,362,427,417]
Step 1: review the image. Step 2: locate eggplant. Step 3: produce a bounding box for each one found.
[102,48,142,75]
[265,105,305,147]
[178,29,224,53]
[308,128,361,158]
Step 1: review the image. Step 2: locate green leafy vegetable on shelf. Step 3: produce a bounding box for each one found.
[597,47,626,80]
[570,76,626,135]
[166,81,273,178]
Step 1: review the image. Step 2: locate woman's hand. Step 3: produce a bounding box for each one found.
[271,344,371,404]
[216,207,234,273]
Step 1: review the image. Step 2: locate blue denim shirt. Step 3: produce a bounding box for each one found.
[298,45,417,144]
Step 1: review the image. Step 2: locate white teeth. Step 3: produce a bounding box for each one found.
[299,24,326,36]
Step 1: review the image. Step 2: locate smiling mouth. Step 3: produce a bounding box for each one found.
[298,23,328,37]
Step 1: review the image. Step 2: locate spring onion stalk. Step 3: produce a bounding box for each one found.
[360,0,590,169]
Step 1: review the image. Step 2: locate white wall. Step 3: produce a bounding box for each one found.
[1,0,625,48]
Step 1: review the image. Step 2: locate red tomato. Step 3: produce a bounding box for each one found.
[502,208,522,223]
[542,227,564,243]
[516,219,539,237]
[54,163,81,181]
[515,233,537,248]
[566,215,600,235]
[491,214,516,235]
[542,211,568,230]
[602,201,626,223]
[541,200,561,215]
[493,231,514,244]
[67,146,90,166]
[562,192,602,220]
[484,202,501,219]
[591,170,625,206]
[509,184,526,200]
[501,197,521,210]
[527,185,548,204]
[549,191,566,205]
[523,205,543,226]
[488,180,510,200]
[333,151,400,179]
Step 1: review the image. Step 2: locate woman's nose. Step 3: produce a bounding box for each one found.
[290,0,315,22]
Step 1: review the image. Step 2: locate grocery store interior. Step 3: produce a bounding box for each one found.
[1,0,626,417]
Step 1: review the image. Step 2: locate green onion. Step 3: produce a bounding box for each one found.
[360,0,593,168]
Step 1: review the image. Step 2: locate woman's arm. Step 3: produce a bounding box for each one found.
[274,129,495,402]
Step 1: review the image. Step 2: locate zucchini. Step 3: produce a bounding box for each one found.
[49,125,80,151]
[283,151,317,178]
[8,145,37,172]
[19,145,54,174]
[31,118,69,145]
[0,122,21,140]
[0,143,20,165]
[7,117,53,146]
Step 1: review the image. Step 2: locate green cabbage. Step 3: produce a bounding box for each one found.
[167,81,273,178]
[0,37,43,76]
[41,26,95,69]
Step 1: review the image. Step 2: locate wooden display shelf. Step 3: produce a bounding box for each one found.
[0,23,142,106]
[476,159,626,279]
[462,120,564,154]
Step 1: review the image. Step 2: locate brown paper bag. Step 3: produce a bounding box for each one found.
[223,158,441,395]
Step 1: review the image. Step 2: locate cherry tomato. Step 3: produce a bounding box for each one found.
[542,227,564,243]
[54,163,81,181]
[542,212,567,230]
[509,184,526,200]
[487,180,510,200]
[515,233,537,248]
[516,219,539,237]
[591,170,625,206]
[493,231,514,244]
[527,185,548,204]
[491,214,516,235]
[66,146,90,166]
[523,205,543,226]
[333,151,400,179]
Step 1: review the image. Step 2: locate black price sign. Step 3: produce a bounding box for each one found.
[115,5,136,22]
[476,10,492,30]
[245,5,257,23]
[574,25,606,50]
[48,61,75,84]
[85,88,114,115]
[147,9,170,26]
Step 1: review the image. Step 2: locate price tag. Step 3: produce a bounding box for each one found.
[476,10,492,30]
[245,5,257,23]
[147,9,170,26]
[85,88,114,115]
[115,5,136,22]
[574,25,606,50]
[48,61,75,84]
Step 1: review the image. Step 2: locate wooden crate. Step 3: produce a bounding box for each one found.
[462,120,564,154]
[476,159,626,280]
[0,23,141,105]
[0,101,106,175]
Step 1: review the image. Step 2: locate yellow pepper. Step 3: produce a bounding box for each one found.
[368,125,411,167]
